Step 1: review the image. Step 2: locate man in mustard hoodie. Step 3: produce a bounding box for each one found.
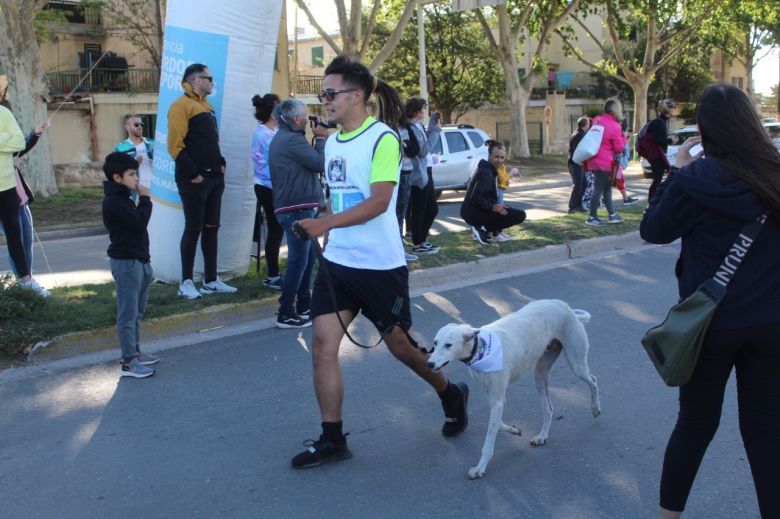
[167,63,236,299]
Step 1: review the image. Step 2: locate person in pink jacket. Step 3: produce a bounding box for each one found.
[584,99,626,226]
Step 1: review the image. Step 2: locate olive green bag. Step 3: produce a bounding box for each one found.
[641,214,766,387]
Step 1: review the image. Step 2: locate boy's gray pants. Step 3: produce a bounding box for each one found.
[110,258,153,361]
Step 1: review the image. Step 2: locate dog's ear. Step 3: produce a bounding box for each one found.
[462,327,479,341]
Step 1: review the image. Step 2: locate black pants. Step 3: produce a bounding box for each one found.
[177,175,224,283]
[567,161,586,211]
[0,188,29,278]
[659,322,780,517]
[409,167,438,246]
[253,184,283,278]
[461,205,526,233]
[648,159,667,204]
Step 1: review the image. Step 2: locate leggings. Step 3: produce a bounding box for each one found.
[253,184,283,278]
[660,322,780,517]
[648,159,666,204]
[409,167,438,246]
[567,161,586,211]
[589,170,615,218]
[0,188,30,278]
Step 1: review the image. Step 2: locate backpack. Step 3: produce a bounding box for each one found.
[635,122,655,160]
[402,124,420,158]
[572,124,605,165]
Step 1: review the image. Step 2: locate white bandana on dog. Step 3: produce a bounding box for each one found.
[466,329,503,372]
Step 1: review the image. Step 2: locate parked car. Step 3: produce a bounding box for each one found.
[641,122,780,177]
[640,125,699,177]
[429,124,491,195]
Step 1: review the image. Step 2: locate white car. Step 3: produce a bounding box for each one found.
[429,125,491,194]
[640,125,699,177]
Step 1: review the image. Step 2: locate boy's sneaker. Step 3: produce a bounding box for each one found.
[623,197,639,206]
[608,213,624,224]
[120,357,154,379]
[412,243,439,255]
[200,277,238,295]
[276,313,312,329]
[405,251,419,262]
[494,232,513,242]
[471,226,492,245]
[178,279,202,300]
[137,352,160,366]
[423,241,441,252]
[585,216,606,227]
[20,278,50,298]
[262,276,283,290]
[291,434,352,469]
[441,382,469,437]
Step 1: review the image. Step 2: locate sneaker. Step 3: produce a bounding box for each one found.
[297,308,311,320]
[608,213,624,224]
[585,216,606,227]
[291,434,352,469]
[137,352,160,366]
[412,243,439,255]
[471,226,492,245]
[405,251,419,262]
[423,241,441,252]
[120,357,154,378]
[262,276,283,290]
[623,197,639,206]
[493,232,513,242]
[276,313,312,329]
[441,382,469,437]
[20,278,50,298]
[200,277,238,295]
[178,279,203,300]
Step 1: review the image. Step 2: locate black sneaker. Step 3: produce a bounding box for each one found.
[276,313,312,329]
[471,226,492,245]
[441,382,469,437]
[291,434,352,469]
[297,308,311,320]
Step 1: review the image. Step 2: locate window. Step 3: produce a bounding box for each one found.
[431,136,443,155]
[138,114,157,139]
[445,132,469,153]
[467,131,485,148]
[731,76,744,89]
[311,46,324,68]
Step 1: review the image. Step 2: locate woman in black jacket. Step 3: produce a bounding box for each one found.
[567,116,589,213]
[460,140,526,244]
[640,84,780,519]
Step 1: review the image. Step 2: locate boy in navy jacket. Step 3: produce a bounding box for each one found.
[102,152,159,378]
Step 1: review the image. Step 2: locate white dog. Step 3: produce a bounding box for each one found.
[428,299,601,479]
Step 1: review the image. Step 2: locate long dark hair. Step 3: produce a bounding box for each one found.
[696,84,780,220]
[252,93,279,123]
[324,56,404,130]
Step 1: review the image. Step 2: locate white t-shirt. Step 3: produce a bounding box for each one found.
[323,117,405,270]
[135,141,153,187]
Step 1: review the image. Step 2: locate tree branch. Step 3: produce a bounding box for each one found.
[295,0,343,55]
[474,8,499,56]
[367,0,416,72]
[359,0,382,61]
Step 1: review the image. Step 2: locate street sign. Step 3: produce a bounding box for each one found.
[451,0,506,12]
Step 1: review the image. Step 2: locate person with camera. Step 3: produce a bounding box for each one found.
[268,99,328,328]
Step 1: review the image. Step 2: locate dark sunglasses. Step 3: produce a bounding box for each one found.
[133,123,144,128]
[198,75,213,82]
[318,88,358,103]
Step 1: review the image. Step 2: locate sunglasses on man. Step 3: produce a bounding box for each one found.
[317,88,358,103]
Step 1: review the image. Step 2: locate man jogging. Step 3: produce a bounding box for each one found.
[291,56,469,469]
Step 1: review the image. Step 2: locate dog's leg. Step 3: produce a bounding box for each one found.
[468,399,505,480]
[531,340,562,446]
[561,331,602,418]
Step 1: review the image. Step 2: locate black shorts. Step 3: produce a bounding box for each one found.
[310,259,412,333]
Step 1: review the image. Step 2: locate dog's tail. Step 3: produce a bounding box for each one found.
[572,309,591,324]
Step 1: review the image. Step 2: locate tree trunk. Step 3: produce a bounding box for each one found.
[500,59,530,159]
[0,0,57,196]
[631,79,650,132]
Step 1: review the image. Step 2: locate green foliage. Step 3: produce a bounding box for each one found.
[369,3,504,122]
[0,273,48,358]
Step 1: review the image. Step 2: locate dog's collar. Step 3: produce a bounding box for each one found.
[460,333,480,364]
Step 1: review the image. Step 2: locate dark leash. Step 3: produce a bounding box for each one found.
[292,219,402,350]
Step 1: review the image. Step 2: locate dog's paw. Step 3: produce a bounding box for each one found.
[467,466,485,480]
[592,407,601,418]
[530,436,547,446]
[504,424,522,436]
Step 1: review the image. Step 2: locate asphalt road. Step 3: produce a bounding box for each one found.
[0,244,760,518]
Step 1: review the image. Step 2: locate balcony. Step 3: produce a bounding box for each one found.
[46,68,160,95]
[44,1,102,25]
[294,74,323,95]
